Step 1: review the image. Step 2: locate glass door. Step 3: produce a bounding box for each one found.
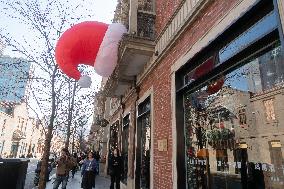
[136,98,151,189]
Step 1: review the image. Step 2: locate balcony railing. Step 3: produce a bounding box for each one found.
[114,0,155,39]
[102,0,156,97]
[137,10,155,39]
[137,0,155,38]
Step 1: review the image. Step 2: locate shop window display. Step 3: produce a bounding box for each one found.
[184,39,284,188]
[122,115,130,184]
[137,98,151,189]
[109,121,119,152]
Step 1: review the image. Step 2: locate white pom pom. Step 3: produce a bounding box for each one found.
[94,23,127,77]
[78,75,92,88]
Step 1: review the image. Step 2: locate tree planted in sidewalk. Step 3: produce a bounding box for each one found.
[0,0,97,188]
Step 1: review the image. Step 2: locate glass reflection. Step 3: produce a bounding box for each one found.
[219,11,278,64]
[141,114,151,189]
[122,115,130,184]
[139,99,151,189]
[184,43,284,189]
[109,122,119,153]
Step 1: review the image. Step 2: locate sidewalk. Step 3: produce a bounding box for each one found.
[46,172,110,189]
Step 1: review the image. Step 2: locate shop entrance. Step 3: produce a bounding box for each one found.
[136,97,151,189]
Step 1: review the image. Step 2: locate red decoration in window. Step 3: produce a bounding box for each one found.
[207,77,225,95]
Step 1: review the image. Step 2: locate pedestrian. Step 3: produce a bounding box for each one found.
[71,153,78,178]
[53,148,75,189]
[79,152,86,170]
[108,148,123,189]
[77,153,83,170]
[81,151,97,189]
[34,158,52,186]
[94,151,100,175]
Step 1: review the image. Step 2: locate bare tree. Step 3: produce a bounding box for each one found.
[0,0,97,188]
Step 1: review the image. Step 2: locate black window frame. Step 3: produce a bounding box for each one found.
[175,0,283,188]
[109,120,119,154]
[121,114,130,184]
[135,97,151,189]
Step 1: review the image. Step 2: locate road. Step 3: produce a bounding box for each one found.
[24,158,38,189]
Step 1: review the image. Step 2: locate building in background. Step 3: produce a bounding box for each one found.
[0,56,31,102]
[0,102,45,158]
[88,78,111,175]
[0,40,4,56]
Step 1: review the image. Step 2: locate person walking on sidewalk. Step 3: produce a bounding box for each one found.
[81,151,97,189]
[108,148,123,189]
[71,153,78,178]
[94,151,100,175]
[53,148,75,189]
[34,158,52,186]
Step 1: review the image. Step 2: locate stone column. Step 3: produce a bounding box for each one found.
[129,0,138,34]
[128,103,136,179]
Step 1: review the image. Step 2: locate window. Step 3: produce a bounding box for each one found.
[136,97,151,189]
[122,114,130,184]
[109,121,119,152]
[264,99,276,121]
[176,1,284,188]
[238,108,247,125]
[269,140,284,182]
[219,11,278,64]
[1,120,6,136]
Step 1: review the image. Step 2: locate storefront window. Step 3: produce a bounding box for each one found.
[219,11,278,64]
[122,114,130,184]
[184,39,284,188]
[109,121,119,153]
[137,98,151,189]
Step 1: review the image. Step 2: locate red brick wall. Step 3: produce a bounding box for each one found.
[155,0,183,36]
[140,0,239,188]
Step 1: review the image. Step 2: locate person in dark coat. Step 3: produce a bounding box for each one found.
[94,151,100,175]
[71,153,78,178]
[78,153,85,170]
[108,148,123,189]
[81,152,97,189]
[34,159,52,186]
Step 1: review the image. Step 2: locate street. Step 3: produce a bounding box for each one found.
[46,171,111,189]
[24,158,38,189]
[23,160,110,189]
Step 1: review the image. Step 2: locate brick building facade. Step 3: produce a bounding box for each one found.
[92,0,284,188]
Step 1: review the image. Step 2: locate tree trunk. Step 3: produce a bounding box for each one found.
[71,123,77,154]
[38,124,53,189]
[38,65,58,189]
[65,81,77,149]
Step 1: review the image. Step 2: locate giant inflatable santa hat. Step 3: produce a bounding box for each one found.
[55,21,127,88]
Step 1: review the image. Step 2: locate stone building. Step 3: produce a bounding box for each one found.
[0,40,4,56]
[92,0,284,189]
[0,102,45,158]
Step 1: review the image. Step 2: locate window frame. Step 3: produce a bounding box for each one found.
[121,114,130,184]
[174,0,282,188]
